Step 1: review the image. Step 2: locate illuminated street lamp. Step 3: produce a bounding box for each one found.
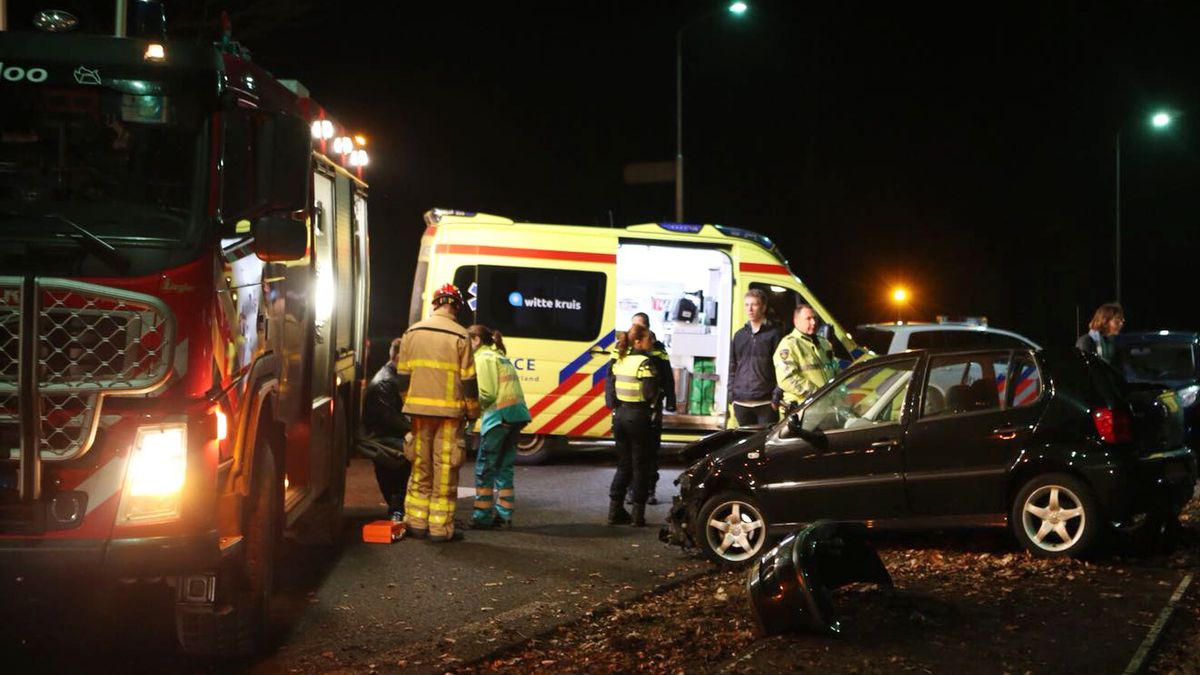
[891,287,909,322]
[1114,109,1176,304]
[676,2,749,222]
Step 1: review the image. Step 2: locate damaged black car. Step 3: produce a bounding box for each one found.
[663,348,1197,566]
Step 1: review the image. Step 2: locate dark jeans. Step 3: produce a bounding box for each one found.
[609,405,654,504]
[371,435,412,514]
[734,402,776,426]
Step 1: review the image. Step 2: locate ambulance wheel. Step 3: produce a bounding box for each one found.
[176,441,282,658]
[514,434,552,465]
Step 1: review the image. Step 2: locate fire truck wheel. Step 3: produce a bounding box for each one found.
[297,402,349,546]
[176,442,282,658]
[514,434,552,465]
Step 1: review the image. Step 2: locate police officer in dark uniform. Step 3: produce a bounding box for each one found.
[627,312,675,505]
[604,324,662,527]
[361,337,412,519]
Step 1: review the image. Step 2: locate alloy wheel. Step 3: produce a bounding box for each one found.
[704,500,767,563]
[1021,484,1087,553]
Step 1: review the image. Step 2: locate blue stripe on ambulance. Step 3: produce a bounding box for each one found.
[559,330,616,384]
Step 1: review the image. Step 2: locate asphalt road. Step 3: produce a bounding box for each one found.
[0,453,707,674]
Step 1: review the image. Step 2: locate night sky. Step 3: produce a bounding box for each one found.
[234,1,1200,355]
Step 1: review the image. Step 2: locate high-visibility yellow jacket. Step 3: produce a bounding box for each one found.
[605,352,660,406]
[474,345,531,436]
[396,314,480,419]
[774,330,837,407]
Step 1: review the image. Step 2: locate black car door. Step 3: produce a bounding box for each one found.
[755,358,917,523]
[902,350,1047,516]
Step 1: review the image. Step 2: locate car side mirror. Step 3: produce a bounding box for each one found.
[786,410,804,435]
[785,410,824,444]
[253,214,308,261]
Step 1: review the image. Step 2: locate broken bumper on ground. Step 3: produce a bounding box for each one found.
[746,520,893,637]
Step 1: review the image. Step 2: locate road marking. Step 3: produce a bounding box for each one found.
[1123,572,1193,674]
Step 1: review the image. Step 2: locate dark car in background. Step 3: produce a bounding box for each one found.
[664,348,1196,565]
[1116,331,1199,448]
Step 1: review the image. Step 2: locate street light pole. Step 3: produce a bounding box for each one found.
[1114,110,1174,306]
[674,1,748,223]
[675,26,685,223]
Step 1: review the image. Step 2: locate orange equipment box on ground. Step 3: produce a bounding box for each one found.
[362,520,406,543]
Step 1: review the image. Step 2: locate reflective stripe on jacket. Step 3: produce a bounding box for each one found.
[474,345,531,436]
[774,330,837,406]
[610,353,659,404]
[396,314,480,419]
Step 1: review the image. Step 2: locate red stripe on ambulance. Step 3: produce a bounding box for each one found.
[566,404,613,437]
[434,244,616,264]
[739,262,790,275]
[528,372,588,418]
[533,380,606,435]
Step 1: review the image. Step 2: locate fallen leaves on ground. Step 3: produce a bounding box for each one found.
[459,496,1200,674]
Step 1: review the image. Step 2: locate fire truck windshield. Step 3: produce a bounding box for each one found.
[0,82,206,254]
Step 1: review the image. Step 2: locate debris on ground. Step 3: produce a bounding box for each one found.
[460,497,1200,674]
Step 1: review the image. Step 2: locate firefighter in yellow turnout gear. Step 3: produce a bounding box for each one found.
[774,304,838,414]
[396,284,480,542]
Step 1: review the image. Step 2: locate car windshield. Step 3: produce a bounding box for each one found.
[1120,342,1196,382]
[0,82,206,246]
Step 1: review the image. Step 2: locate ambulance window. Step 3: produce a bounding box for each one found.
[474,265,605,342]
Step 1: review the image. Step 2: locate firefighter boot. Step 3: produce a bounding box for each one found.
[608,499,632,525]
[632,503,647,527]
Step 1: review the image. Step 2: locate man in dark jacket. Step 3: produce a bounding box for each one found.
[362,337,412,519]
[729,289,784,426]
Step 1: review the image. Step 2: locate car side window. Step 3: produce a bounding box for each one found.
[801,359,917,433]
[1005,354,1042,407]
[923,352,1010,418]
[907,331,944,350]
[985,333,1028,349]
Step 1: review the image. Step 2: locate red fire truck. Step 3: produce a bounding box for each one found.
[0,5,370,657]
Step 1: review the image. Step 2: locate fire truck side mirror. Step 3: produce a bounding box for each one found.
[252,215,308,261]
[255,112,312,215]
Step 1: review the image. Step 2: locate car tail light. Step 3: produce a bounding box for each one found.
[1092,407,1133,444]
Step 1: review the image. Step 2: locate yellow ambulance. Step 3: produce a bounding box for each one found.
[409,209,862,463]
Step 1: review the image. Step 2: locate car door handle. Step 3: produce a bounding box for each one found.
[992,426,1020,440]
[870,440,898,450]
[589,347,611,355]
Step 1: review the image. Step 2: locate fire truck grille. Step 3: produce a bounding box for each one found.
[0,278,176,461]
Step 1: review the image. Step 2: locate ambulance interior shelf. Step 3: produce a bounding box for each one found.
[615,243,732,423]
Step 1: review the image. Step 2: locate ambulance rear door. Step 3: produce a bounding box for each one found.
[616,240,732,433]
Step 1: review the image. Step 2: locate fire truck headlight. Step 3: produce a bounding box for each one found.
[118,423,188,523]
